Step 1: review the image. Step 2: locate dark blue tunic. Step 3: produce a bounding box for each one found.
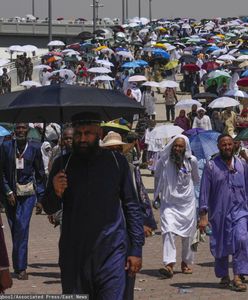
[42,149,144,298]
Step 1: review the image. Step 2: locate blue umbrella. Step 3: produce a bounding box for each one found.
[115,47,128,51]
[184,128,205,137]
[152,49,170,59]
[134,59,149,67]
[189,130,221,160]
[121,62,140,68]
[241,70,248,78]
[0,125,11,137]
[206,46,220,52]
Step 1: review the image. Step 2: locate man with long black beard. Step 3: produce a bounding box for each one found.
[1,123,46,280]
[154,135,199,279]
[42,112,144,298]
[199,134,248,292]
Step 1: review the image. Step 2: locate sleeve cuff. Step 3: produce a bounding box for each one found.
[128,245,142,257]
[199,206,208,214]
[0,267,9,271]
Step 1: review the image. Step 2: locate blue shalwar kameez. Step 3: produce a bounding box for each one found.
[1,139,46,272]
[199,155,248,277]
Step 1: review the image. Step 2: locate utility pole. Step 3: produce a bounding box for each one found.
[32,0,35,16]
[91,0,104,32]
[122,0,125,24]
[149,0,152,22]
[138,0,141,19]
[126,0,128,20]
[48,0,52,42]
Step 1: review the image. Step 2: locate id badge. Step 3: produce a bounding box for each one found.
[16,158,24,170]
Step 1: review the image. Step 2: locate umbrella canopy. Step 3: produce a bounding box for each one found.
[164,60,179,70]
[208,97,240,108]
[184,128,205,137]
[224,89,248,98]
[241,69,248,78]
[179,54,197,64]
[88,67,112,74]
[0,125,11,137]
[235,128,248,141]
[76,31,94,40]
[128,75,147,82]
[121,62,140,69]
[175,99,202,109]
[34,65,52,70]
[201,61,220,71]
[20,81,42,87]
[93,75,114,81]
[142,81,161,88]
[159,80,179,88]
[47,40,65,47]
[182,64,200,72]
[151,49,170,59]
[0,84,143,123]
[193,92,218,99]
[149,124,184,140]
[189,130,221,160]
[237,78,248,87]
[218,54,236,61]
[96,60,114,67]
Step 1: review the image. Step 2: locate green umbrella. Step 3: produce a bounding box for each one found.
[207,76,230,88]
[235,128,248,141]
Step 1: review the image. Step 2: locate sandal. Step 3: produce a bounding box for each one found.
[232,278,247,292]
[181,262,193,274]
[219,276,231,288]
[159,265,173,278]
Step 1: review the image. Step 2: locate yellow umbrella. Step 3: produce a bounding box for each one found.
[216,34,225,39]
[154,43,167,49]
[164,60,179,70]
[101,119,130,132]
[239,61,248,68]
[94,45,108,51]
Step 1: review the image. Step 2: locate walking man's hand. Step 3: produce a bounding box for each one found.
[53,171,68,198]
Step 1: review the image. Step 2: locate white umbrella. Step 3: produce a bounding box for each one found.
[149,124,184,140]
[96,60,114,67]
[128,75,147,82]
[34,64,52,70]
[101,48,114,55]
[208,97,240,108]
[63,50,80,56]
[0,58,10,67]
[208,70,231,79]
[8,45,24,52]
[20,80,42,87]
[22,45,38,52]
[47,40,65,47]
[218,54,236,61]
[142,81,161,87]
[175,99,202,109]
[236,55,248,61]
[88,67,112,74]
[159,80,179,88]
[93,75,114,81]
[52,69,76,79]
[224,90,248,98]
[116,32,126,38]
[116,51,134,59]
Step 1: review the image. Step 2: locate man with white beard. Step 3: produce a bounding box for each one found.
[154,135,200,278]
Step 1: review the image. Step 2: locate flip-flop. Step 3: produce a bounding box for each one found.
[181,262,193,274]
[219,276,231,288]
[231,279,247,292]
[159,266,173,278]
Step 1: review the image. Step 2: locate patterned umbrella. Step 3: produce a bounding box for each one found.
[235,128,248,141]
[189,130,221,160]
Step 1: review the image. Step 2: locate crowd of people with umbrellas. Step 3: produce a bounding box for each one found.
[0,15,248,296]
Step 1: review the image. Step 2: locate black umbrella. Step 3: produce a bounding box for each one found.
[0,84,144,123]
[193,92,218,99]
[179,54,197,64]
[76,31,94,40]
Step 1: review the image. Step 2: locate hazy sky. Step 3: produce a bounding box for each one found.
[0,0,247,20]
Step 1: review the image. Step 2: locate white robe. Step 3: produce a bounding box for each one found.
[156,156,199,237]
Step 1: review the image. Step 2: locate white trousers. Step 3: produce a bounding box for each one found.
[162,232,194,266]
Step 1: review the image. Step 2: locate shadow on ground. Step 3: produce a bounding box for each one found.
[28,272,60,279]
[171,281,224,290]
[29,263,59,269]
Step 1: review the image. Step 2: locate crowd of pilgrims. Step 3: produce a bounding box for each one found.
[1,15,248,295]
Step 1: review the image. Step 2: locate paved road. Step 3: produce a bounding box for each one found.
[2,91,248,299]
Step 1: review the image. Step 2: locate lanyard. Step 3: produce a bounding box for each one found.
[16,142,28,159]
